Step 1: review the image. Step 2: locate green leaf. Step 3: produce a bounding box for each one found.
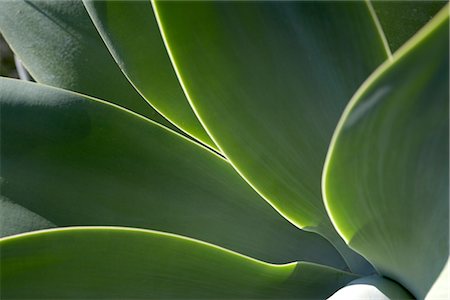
[152,1,387,273]
[83,0,217,151]
[323,7,449,299]
[0,77,346,269]
[0,197,55,237]
[370,0,447,52]
[152,0,387,231]
[0,227,359,299]
[0,0,172,130]
[328,275,413,300]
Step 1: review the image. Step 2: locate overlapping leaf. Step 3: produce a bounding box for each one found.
[0,77,346,268]
[153,0,387,272]
[0,227,359,299]
[152,0,388,232]
[0,0,173,130]
[371,0,447,52]
[323,7,449,299]
[1,2,447,298]
[83,0,217,151]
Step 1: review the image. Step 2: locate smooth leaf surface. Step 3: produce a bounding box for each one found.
[0,227,359,299]
[0,0,173,130]
[83,0,217,151]
[153,1,387,273]
[371,0,447,52]
[328,275,413,300]
[323,8,449,299]
[0,77,346,268]
[152,1,387,231]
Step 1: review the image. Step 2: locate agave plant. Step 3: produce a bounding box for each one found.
[0,1,448,299]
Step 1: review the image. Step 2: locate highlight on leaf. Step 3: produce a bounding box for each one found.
[0,1,447,298]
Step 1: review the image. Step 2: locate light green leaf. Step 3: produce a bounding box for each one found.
[323,7,449,299]
[152,1,387,273]
[152,0,387,231]
[83,0,217,151]
[0,77,346,268]
[0,227,359,299]
[328,275,413,300]
[0,0,172,130]
[0,197,55,237]
[371,0,447,52]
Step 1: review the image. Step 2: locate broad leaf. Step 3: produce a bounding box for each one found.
[0,0,173,130]
[323,8,449,299]
[371,0,447,52]
[152,0,387,231]
[153,0,387,272]
[0,77,346,268]
[83,0,217,151]
[328,275,413,300]
[0,227,359,299]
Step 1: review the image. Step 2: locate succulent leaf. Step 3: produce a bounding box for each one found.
[152,0,388,232]
[0,77,346,268]
[0,227,359,299]
[152,0,389,274]
[323,7,449,298]
[0,0,176,132]
[83,0,218,151]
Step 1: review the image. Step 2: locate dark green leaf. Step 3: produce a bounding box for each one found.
[83,0,217,151]
[323,8,449,298]
[371,0,447,52]
[1,77,346,268]
[0,0,173,130]
[153,0,388,273]
[0,227,359,299]
[152,0,387,231]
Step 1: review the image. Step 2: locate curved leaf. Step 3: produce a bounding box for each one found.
[83,0,217,151]
[323,8,449,298]
[0,77,346,268]
[328,275,413,300]
[152,0,387,273]
[0,227,359,299]
[371,0,447,52]
[0,0,172,130]
[152,1,387,231]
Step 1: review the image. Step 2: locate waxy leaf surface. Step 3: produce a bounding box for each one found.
[83,0,217,150]
[0,0,172,129]
[153,1,388,232]
[323,8,449,299]
[0,78,345,268]
[0,227,358,299]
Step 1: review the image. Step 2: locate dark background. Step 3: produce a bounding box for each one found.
[0,34,19,79]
